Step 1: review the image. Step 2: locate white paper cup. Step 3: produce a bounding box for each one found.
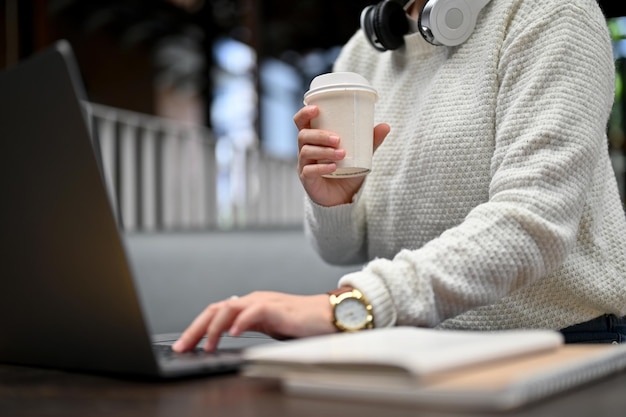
[304,72,378,178]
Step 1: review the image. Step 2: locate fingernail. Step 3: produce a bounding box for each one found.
[172,340,183,352]
[329,135,340,146]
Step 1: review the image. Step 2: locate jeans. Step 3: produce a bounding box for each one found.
[559,314,626,344]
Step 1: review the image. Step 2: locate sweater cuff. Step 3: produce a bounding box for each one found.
[304,185,365,230]
[304,196,357,231]
[338,270,397,328]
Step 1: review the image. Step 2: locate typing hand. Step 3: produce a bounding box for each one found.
[172,292,335,352]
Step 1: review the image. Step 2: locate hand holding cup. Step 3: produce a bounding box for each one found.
[295,72,389,207]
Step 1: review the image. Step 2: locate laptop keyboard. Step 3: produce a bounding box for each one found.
[152,343,242,363]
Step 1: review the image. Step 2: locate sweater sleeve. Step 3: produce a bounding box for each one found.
[339,3,616,328]
[303,30,372,266]
[303,192,368,266]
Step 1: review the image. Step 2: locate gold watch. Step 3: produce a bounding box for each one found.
[328,287,374,332]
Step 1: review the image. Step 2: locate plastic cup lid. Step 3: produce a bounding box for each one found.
[304,72,378,102]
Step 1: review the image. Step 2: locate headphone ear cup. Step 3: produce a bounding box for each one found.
[373,1,410,51]
[361,1,409,52]
[420,0,484,46]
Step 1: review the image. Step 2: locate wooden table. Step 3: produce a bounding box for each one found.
[1,364,625,417]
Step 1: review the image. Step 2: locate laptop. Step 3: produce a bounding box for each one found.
[0,40,273,378]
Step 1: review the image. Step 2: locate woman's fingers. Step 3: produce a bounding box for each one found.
[204,298,242,351]
[172,304,219,352]
[229,303,274,337]
[293,105,318,130]
[298,144,344,172]
[373,123,391,152]
[297,129,340,152]
[174,292,337,353]
[298,141,343,162]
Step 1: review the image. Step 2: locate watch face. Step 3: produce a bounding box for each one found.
[335,297,370,331]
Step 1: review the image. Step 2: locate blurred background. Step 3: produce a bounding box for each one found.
[0,0,371,231]
[1,0,626,233]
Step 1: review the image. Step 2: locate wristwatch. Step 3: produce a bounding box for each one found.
[328,287,374,332]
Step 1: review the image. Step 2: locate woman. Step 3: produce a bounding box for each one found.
[173,0,626,352]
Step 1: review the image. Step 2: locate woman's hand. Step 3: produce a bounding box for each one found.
[172,292,336,352]
[294,105,390,207]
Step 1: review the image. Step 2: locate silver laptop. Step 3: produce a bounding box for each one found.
[0,40,272,378]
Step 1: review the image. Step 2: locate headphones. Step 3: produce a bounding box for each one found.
[361,0,492,51]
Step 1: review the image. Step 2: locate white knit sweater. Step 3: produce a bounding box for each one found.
[304,0,626,331]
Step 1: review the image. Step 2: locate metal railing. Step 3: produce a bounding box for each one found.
[85,102,304,231]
